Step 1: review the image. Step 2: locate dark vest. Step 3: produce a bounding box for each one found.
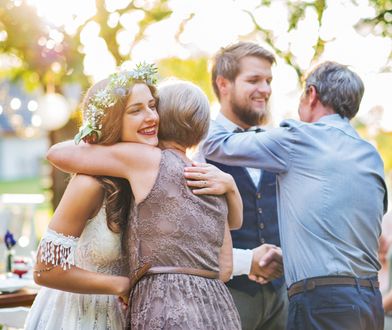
[207,159,284,295]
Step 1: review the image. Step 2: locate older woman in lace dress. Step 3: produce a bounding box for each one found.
[47,79,243,329]
[26,66,241,329]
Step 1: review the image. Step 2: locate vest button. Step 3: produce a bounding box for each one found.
[257,208,263,214]
[256,193,262,199]
[260,238,265,244]
[259,222,265,230]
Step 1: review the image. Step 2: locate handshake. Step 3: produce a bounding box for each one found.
[248,244,283,284]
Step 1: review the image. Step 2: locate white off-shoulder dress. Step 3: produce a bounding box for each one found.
[24,207,126,330]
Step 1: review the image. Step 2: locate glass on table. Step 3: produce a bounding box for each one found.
[11,257,29,278]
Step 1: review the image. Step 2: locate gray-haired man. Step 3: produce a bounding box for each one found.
[203,61,388,330]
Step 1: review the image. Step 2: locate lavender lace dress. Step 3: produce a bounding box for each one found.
[127,149,241,329]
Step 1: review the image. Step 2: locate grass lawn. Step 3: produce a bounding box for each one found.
[0,177,53,238]
[0,177,52,210]
[0,177,44,194]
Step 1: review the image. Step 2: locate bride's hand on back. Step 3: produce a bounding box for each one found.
[113,276,131,307]
[184,162,235,195]
[184,161,243,229]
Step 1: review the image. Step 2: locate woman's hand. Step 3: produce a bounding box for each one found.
[184,162,243,230]
[185,161,243,229]
[114,276,131,307]
[184,162,235,195]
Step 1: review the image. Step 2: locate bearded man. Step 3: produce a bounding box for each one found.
[197,42,288,330]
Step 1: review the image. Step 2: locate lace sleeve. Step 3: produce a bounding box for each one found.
[38,229,79,270]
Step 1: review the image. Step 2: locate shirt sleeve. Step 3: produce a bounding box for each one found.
[191,142,206,162]
[232,248,253,277]
[202,120,293,173]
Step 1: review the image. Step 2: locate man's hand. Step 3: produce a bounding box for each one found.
[248,244,283,284]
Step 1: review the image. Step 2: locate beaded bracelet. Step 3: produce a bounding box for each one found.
[33,265,57,277]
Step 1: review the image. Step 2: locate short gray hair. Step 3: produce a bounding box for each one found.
[304,61,364,119]
[158,80,210,148]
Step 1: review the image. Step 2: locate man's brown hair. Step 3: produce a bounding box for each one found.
[211,41,275,100]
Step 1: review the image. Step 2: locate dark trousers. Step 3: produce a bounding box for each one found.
[229,284,288,330]
[287,279,384,330]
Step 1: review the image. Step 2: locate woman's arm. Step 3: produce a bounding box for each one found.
[184,162,243,230]
[47,140,159,180]
[218,222,233,282]
[34,174,130,297]
[222,178,243,230]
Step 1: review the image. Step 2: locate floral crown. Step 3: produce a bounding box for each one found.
[74,62,158,144]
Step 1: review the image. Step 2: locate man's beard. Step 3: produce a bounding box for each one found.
[230,97,268,127]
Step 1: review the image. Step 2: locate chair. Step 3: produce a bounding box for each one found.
[0,306,30,329]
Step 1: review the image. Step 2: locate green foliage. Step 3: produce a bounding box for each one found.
[0,1,43,54]
[0,0,87,91]
[243,0,328,80]
[158,57,216,102]
[356,125,392,172]
[0,0,172,93]
[355,0,392,38]
[247,0,391,175]
[2,0,388,94]
[245,0,391,78]
[376,131,392,171]
[354,0,392,68]
[260,0,272,5]
[93,0,171,64]
[287,2,306,31]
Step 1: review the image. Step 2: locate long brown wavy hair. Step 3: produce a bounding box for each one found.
[81,78,157,251]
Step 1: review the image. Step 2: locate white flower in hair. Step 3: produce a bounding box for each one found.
[91,89,115,108]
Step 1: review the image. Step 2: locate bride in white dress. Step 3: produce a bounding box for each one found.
[25,67,158,330]
[25,189,127,329]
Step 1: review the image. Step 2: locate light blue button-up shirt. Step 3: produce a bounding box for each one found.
[203,114,388,286]
[194,113,262,187]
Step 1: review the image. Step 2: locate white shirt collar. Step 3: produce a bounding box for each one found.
[215,112,239,132]
[215,112,263,132]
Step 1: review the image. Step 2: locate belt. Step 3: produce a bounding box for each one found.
[288,276,379,299]
[129,264,219,291]
[129,263,152,291]
[146,266,219,279]
[126,265,218,330]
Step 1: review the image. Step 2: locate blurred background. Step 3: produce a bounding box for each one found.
[0,0,391,270]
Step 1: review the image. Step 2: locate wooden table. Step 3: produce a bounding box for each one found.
[0,289,38,308]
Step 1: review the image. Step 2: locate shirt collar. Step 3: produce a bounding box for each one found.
[316,114,359,138]
[215,112,239,132]
[317,114,349,124]
[216,112,263,132]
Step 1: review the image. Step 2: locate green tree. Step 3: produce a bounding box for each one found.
[356,0,392,39]
[242,0,391,79]
[355,0,392,71]
[158,57,214,102]
[240,0,392,172]
[242,0,327,80]
[0,0,173,209]
[0,0,172,91]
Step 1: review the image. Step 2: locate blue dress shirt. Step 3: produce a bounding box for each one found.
[203,114,388,286]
